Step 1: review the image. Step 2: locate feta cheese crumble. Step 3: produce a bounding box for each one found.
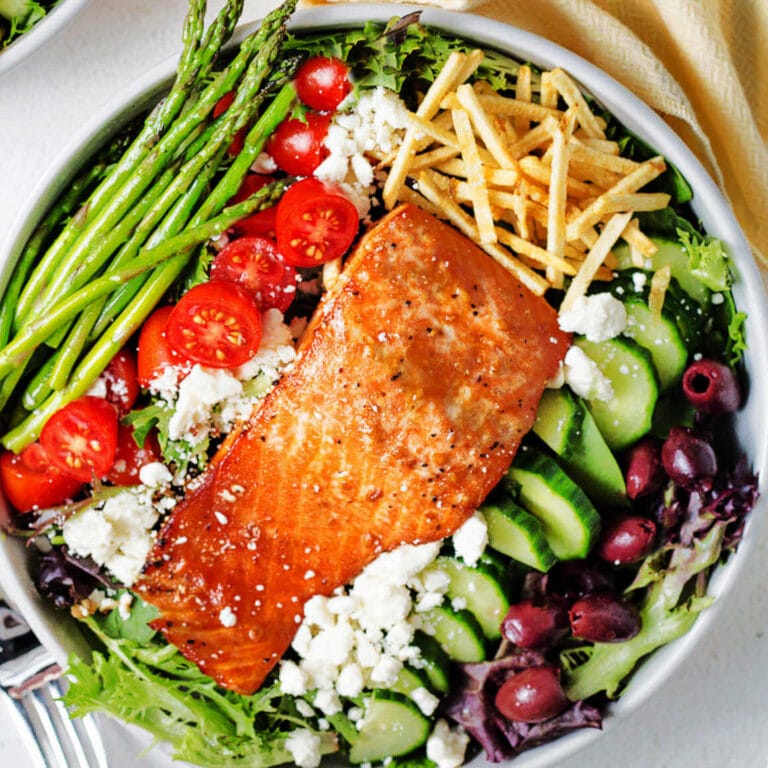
[151,309,296,447]
[281,541,445,715]
[426,719,470,768]
[62,487,159,585]
[218,606,237,628]
[284,728,323,768]
[315,87,410,217]
[451,512,488,566]
[562,345,614,402]
[558,293,627,341]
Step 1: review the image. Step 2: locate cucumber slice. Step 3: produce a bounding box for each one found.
[482,496,557,572]
[605,268,707,355]
[574,336,659,451]
[622,299,688,391]
[423,605,486,662]
[412,631,451,694]
[424,556,510,640]
[389,664,434,696]
[348,690,430,764]
[613,237,711,305]
[534,387,627,507]
[506,447,601,560]
[532,386,585,456]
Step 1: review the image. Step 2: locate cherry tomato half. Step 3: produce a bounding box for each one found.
[230,205,278,240]
[295,56,352,112]
[210,236,297,313]
[97,348,139,415]
[275,178,359,267]
[137,306,191,388]
[231,173,274,204]
[213,91,248,156]
[105,423,162,486]
[0,442,83,513]
[166,281,262,368]
[266,112,331,176]
[40,396,119,483]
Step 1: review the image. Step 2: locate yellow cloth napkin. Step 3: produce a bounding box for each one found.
[299,0,768,277]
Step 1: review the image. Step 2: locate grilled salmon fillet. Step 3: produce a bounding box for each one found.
[136,203,570,694]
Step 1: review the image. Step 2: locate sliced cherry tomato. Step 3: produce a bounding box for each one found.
[166,281,262,368]
[266,112,331,176]
[40,396,119,483]
[97,349,139,414]
[210,236,297,313]
[230,205,278,240]
[231,173,274,204]
[137,306,191,388]
[106,423,162,486]
[0,443,83,513]
[275,178,359,267]
[213,91,248,156]
[295,56,352,112]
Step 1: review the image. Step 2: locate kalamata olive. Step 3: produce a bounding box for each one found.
[494,666,569,723]
[569,593,641,642]
[682,359,741,414]
[625,436,665,499]
[501,600,569,649]
[547,560,617,602]
[661,426,717,488]
[597,513,657,565]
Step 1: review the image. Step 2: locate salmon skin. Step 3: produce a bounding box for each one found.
[136,203,570,695]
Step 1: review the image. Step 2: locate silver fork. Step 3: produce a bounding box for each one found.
[0,599,110,768]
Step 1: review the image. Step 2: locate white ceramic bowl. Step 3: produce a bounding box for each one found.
[1,5,766,767]
[0,0,91,76]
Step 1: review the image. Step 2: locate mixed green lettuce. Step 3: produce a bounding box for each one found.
[65,594,337,767]
[0,0,59,49]
[5,4,758,768]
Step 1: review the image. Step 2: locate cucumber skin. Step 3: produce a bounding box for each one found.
[533,387,585,457]
[574,336,659,452]
[423,605,487,663]
[533,387,627,507]
[412,631,451,694]
[506,447,601,560]
[427,556,510,640]
[348,690,430,764]
[482,497,558,572]
[622,298,688,392]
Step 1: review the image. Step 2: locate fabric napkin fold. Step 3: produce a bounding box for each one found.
[299,0,767,279]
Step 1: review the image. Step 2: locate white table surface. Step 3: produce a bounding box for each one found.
[0,1,766,767]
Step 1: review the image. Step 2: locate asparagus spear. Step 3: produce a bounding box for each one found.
[48,155,223,391]
[11,0,217,329]
[0,182,288,397]
[44,29,294,389]
[0,180,289,452]
[0,0,298,449]
[0,162,107,348]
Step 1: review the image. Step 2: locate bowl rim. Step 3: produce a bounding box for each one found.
[1,4,766,767]
[0,0,92,77]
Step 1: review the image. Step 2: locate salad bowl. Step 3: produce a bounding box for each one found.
[0,3,766,767]
[0,0,91,76]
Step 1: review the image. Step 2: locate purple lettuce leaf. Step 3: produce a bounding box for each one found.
[441,651,602,762]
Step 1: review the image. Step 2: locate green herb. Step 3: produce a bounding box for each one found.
[283,15,527,108]
[65,595,338,768]
[0,0,54,48]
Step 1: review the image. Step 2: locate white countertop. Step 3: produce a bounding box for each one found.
[0,1,766,767]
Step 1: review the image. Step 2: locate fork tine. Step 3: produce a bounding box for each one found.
[13,681,109,768]
[50,678,110,768]
[17,686,70,768]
